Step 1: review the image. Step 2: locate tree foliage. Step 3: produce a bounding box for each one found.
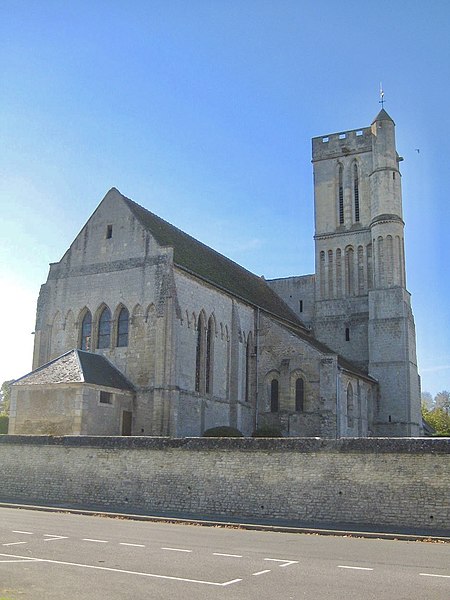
[0,380,14,416]
[422,390,450,436]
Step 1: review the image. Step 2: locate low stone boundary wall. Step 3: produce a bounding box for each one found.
[1,436,449,534]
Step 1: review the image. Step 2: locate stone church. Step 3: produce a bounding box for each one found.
[9,109,422,437]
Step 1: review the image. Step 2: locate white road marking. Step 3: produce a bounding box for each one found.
[161,547,192,553]
[264,558,298,568]
[338,565,374,571]
[213,553,243,558]
[12,530,33,535]
[43,535,68,542]
[82,538,109,543]
[120,543,146,548]
[252,569,271,576]
[2,542,28,546]
[0,558,40,563]
[0,552,242,586]
[420,573,450,579]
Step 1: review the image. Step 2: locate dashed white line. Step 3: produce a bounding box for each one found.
[43,535,68,542]
[0,552,242,586]
[264,558,298,568]
[12,530,33,535]
[3,541,29,547]
[252,569,271,576]
[338,565,373,571]
[82,539,109,544]
[213,553,243,558]
[420,573,450,579]
[0,558,39,563]
[161,547,192,553]
[120,543,146,548]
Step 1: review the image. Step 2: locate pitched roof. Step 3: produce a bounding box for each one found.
[119,190,374,382]
[372,108,395,124]
[120,191,305,327]
[13,350,134,391]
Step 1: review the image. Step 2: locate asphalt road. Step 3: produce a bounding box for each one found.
[1,507,449,599]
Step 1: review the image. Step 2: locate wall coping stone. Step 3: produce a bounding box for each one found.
[1,435,449,454]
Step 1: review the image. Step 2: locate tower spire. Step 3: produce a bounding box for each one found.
[379,82,385,108]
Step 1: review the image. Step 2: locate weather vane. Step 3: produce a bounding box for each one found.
[379,82,385,108]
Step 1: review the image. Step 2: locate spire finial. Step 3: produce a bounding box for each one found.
[379,82,385,108]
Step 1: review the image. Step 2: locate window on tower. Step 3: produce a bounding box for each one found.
[338,164,344,225]
[353,163,360,222]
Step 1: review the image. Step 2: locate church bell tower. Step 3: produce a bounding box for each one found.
[311,109,421,436]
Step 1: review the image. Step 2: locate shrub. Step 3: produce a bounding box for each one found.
[203,426,244,437]
[252,424,283,437]
[0,415,9,434]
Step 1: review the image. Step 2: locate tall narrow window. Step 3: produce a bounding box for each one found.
[205,316,214,394]
[377,236,385,288]
[347,383,354,428]
[328,249,334,298]
[367,243,373,290]
[98,306,112,349]
[117,307,129,347]
[320,251,326,298]
[80,311,92,351]
[345,246,354,296]
[357,245,365,295]
[336,248,342,297]
[353,163,360,222]
[245,333,253,403]
[295,378,304,412]
[195,313,206,393]
[270,379,279,413]
[338,164,344,225]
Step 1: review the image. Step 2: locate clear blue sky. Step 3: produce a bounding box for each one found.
[1,0,449,396]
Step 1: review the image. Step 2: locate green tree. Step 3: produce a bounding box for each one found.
[422,403,450,436]
[0,380,14,415]
[435,390,450,413]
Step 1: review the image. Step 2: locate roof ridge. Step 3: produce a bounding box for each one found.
[120,193,303,326]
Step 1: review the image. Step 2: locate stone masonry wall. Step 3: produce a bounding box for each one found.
[0,436,449,534]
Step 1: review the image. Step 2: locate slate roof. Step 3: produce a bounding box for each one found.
[13,350,134,391]
[372,108,394,124]
[121,192,305,328]
[119,190,375,382]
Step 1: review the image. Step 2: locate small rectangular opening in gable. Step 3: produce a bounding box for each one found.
[106,225,113,239]
[100,391,113,404]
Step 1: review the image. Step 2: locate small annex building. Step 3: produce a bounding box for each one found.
[9,109,422,438]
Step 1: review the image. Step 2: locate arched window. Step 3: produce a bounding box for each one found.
[205,315,215,394]
[353,163,360,222]
[245,333,253,403]
[328,249,334,298]
[338,164,344,225]
[336,248,342,297]
[357,245,365,295]
[367,243,373,290]
[320,251,326,298]
[345,246,354,296]
[347,383,354,428]
[117,307,129,347]
[270,379,279,413]
[295,378,304,412]
[98,306,112,349]
[80,311,92,351]
[195,313,206,393]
